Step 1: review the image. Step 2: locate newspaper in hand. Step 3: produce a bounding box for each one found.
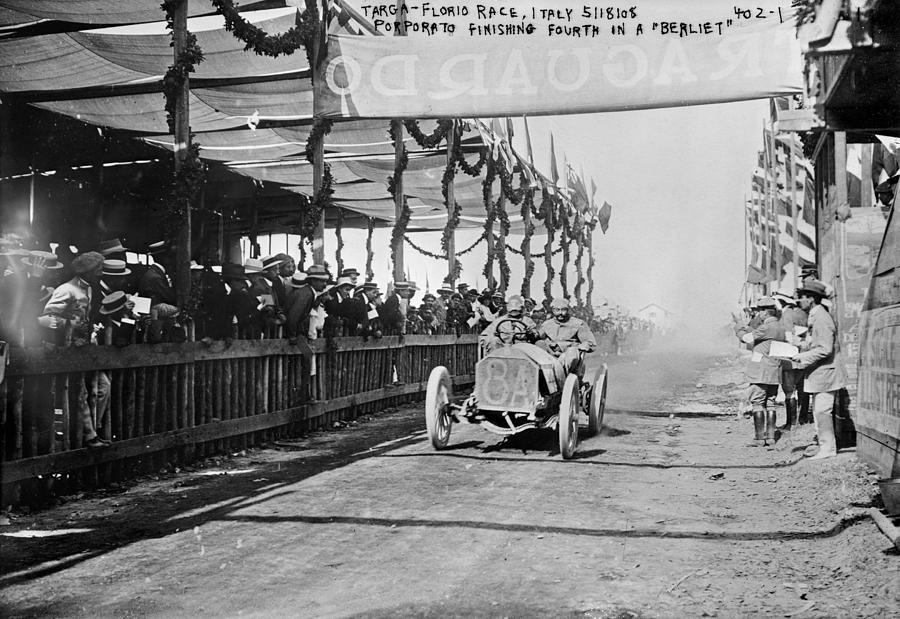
[769,341,799,359]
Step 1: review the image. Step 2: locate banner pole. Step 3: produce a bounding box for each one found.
[446,120,457,282]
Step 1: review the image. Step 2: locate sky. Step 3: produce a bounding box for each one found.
[221,1,787,327]
[319,99,769,328]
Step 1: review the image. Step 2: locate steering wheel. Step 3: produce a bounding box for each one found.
[494,318,530,345]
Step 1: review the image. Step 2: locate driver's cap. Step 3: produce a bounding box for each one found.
[550,297,570,309]
[506,295,524,311]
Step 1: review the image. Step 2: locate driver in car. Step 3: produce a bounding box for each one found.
[536,297,596,377]
[480,295,536,353]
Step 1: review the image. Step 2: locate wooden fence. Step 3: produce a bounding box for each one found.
[0,334,478,508]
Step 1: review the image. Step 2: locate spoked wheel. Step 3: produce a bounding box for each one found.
[588,365,608,436]
[425,366,452,449]
[559,374,580,459]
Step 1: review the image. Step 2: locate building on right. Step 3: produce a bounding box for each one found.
[784,0,900,476]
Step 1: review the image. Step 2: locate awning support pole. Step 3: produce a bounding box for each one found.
[173,0,191,308]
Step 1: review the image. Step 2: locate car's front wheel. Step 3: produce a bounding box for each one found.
[559,374,580,459]
[425,366,452,449]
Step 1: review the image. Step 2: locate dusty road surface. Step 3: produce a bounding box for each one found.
[2,337,898,618]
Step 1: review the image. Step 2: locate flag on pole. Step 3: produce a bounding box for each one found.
[598,201,612,233]
[549,132,559,198]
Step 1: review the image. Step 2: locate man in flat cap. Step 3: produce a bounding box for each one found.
[535,297,596,377]
[480,295,536,354]
[790,280,848,460]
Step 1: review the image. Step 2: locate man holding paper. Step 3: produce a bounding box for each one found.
[790,281,848,461]
[737,297,787,447]
[774,289,810,429]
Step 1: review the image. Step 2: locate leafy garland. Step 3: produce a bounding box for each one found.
[559,207,570,297]
[404,119,454,149]
[507,238,563,258]
[573,218,585,306]
[481,158,498,283]
[161,1,205,135]
[388,121,410,275]
[160,2,206,250]
[335,207,344,274]
[164,140,206,245]
[403,230,487,260]
[210,0,319,68]
[540,189,556,305]
[365,217,375,282]
[302,118,334,240]
[519,179,536,297]
[496,192,512,293]
[586,225,595,312]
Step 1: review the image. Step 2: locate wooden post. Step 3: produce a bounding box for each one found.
[834,131,848,302]
[172,0,191,308]
[446,121,457,282]
[522,193,532,298]
[769,118,781,289]
[391,118,406,283]
[485,158,495,289]
[497,190,507,293]
[762,121,773,289]
[586,226,594,311]
[311,133,326,265]
[790,133,800,291]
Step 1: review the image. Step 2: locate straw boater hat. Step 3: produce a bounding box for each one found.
[772,287,796,306]
[393,281,411,291]
[102,259,131,277]
[97,238,128,256]
[305,264,330,280]
[147,240,169,255]
[335,276,354,289]
[189,260,204,271]
[341,267,360,278]
[288,271,308,287]
[71,252,104,275]
[243,258,264,273]
[21,250,64,270]
[437,282,453,294]
[99,291,129,315]
[754,296,778,309]
[261,255,286,271]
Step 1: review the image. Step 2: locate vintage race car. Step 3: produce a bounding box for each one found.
[424,318,608,459]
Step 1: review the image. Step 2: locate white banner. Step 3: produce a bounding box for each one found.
[315,11,802,119]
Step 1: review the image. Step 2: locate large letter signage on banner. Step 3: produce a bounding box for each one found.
[315,6,802,119]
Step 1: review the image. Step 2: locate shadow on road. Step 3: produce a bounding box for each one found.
[215,511,871,542]
[0,413,433,587]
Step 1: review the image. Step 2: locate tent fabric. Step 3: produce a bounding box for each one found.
[0,12,304,91]
[1,5,559,237]
[0,0,242,27]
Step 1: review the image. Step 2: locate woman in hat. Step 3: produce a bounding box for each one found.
[790,280,848,460]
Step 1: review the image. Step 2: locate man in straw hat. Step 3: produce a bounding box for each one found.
[536,297,596,377]
[285,265,330,340]
[737,297,787,447]
[789,280,848,460]
[774,288,810,429]
[39,251,111,448]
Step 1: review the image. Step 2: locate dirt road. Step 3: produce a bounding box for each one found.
[2,338,897,618]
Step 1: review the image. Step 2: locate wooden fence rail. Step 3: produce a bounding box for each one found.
[1,335,478,507]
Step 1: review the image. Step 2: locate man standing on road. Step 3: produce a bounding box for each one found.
[790,280,847,460]
[774,288,809,429]
[736,297,786,447]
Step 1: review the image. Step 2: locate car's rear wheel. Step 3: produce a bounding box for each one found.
[425,366,452,449]
[559,374,580,459]
[588,366,608,436]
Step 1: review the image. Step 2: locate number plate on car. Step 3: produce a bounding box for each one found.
[475,357,538,413]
